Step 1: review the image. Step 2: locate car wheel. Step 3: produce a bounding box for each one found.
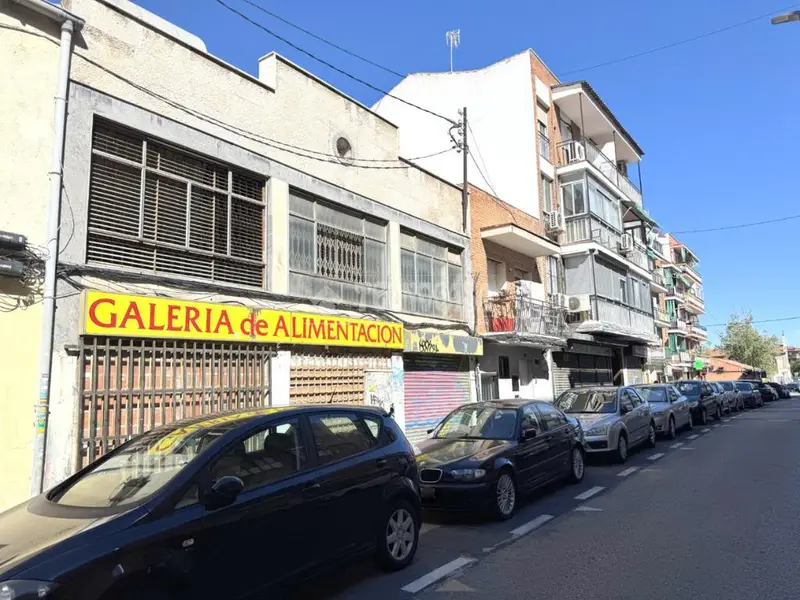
[700,407,708,425]
[491,469,517,521]
[569,446,585,484]
[714,405,723,421]
[615,432,629,464]
[645,421,657,448]
[667,416,677,440]
[375,499,419,571]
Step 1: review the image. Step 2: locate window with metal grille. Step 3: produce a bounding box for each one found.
[400,230,463,320]
[87,121,267,288]
[288,190,387,308]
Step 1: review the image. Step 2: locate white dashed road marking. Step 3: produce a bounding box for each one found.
[680,447,695,450]
[401,556,478,593]
[510,514,554,537]
[574,486,605,501]
[670,442,684,449]
[618,467,639,477]
[420,523,440,536]
[701,428,711,433]
[574,506,603,512]
[688,434,699,440]
[647,453,665,461]
[724,418,732,423]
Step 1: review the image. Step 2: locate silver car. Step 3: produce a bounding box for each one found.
[553,386,656,463]
[633,384,693,439]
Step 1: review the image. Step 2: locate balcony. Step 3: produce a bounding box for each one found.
[556,139,642,207]
[653,309,670,326]
[646,346,667,364]
[684,290,705,312]
[667,349,693,366]
[651,270,668,292]
[666,286,685,303]
[538,131,551,162]
[570,295,658,344]
[680,262,702,283]
[562,214,648,271]
[687,322,708,340]
[649,238,668,259]
[483,295,567,344]
[669,319,688,334]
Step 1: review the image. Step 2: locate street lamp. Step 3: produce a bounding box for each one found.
[772,10,800,24]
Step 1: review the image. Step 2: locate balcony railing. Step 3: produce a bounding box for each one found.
[538,131,551,162]
[667,349,692,364]
[563,215,648,270]
[652,270,666,288]
[686,290,705,305]
[483,295,566,339]
[594,296,655,336]
[679,262,701,282]
[666,286,685,301]
[687,322,708,338]
[670,319,688,332]
[647,347,666,362]
[653,309,670,324]
[556,139,642,206]
[649,238,667,258]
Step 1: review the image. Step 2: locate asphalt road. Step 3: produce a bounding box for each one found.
[293,395,800,600]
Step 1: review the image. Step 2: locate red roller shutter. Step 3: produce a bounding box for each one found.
[404,355,472,444]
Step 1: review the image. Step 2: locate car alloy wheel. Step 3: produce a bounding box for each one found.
[700,408,708,425]
[570,447,585,483]
[715,406,722,421]
[686,412,694,430]
[386,507,415,562]
[494,472,517,519]
[668,416,676,440]
[646,423,657,448]
[616,434,628,463]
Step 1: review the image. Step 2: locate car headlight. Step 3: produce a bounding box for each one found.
[0,580,59,600]
[586,425,610,436]
[449,468,487,481]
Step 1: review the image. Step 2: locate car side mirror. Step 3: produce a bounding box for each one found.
[620,405,630,415]
[426,428,434,435]
[204,476,244,511]
[521,428,537,441]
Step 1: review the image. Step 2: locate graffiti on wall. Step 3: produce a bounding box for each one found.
[365,370,393,413]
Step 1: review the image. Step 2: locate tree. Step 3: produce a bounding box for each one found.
[719,312,780,374]
[791,360,800,377]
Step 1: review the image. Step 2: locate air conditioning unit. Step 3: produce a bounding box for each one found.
[619,233,634,254]
[546,211,565,233]
[567,294,591,313]
[551,293,567,308]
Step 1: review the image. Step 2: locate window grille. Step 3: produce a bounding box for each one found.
[87,121,266,288]
[400,231,463,320]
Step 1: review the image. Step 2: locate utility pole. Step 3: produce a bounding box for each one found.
[459,107,469,233]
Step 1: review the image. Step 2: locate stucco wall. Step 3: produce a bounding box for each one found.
[62,0,462,234]
[0,5,62,510]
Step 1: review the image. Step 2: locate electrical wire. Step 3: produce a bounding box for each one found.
[562,3,800,76]
[213,0,456,125]
[238,0,405,78]
[704,316,800,328]
[673,213,800,234]
[466,121,498,196]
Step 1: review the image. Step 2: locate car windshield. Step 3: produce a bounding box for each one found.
[677,382,701,395]
[721,382,735,391]
[434,406,518,440]
[554,389,618,414]
[635,387,667,403]
[52,410,280,508]
[735,383,751,391]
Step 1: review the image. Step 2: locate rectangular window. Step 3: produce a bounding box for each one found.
[288,191,387,308]
[588,182,621,231]
[401,232,463,319]
[498,356,511,379]
[87,121,266,287]
[541,175,553,213]
[619,277,628,304]
[487,259,504,295]
[547,256,564,295]
[630,279,640,309]
[560,181,586,217]
[310,413,375,465]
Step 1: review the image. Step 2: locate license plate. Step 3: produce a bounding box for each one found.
[421,487,436,499]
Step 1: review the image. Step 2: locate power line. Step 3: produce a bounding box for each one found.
[239,0,405,78]
[466,121,498,196]
[705,316,800,328]
[562,3,800,76]
[214,0,456,125]
[673,212,800,234]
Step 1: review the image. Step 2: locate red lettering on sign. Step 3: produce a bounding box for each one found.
[326,320,335,340]
[255,318,269,336]
[392,327,402,345]
[380,326,393,344]
[185,307,201,332]
[148,303,165,331]
[119,302,144,330]
[309,318,324,339]
[274,315,289,338]
[88,298,116,328]
[241,313,255,337]
[367,324,377,343]
[357,323,368,342]
[214,310,233,335]
[166,305,182,331]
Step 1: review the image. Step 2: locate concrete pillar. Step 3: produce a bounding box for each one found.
[268,178,289,294]
[270,349,291,406]
[390,353,405,431]
[388,222,402,312]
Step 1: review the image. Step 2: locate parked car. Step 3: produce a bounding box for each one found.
[719,381,744,411]
[633,384,693,439]
[676,380,722,425]
[416,400,585,520]
[767,382,791,399]
[552,386,656,464]
[734,381,763,408]
[710,381,735,413]
[0,406,421,600]
[785,382,799,393]
[748,380,778,403]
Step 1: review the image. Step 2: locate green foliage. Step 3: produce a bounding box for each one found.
[719,312,780,374]
[791,360,800,376]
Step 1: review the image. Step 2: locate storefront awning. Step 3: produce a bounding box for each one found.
[575,320,660,345]
[481,225,560,258]
[483,331,568,350]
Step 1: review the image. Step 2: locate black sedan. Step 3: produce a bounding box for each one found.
[734,381,763,408]
[676,380,722,425]
[416,400,585,520]
[748,380,779,402]
[0,406,420,600]
[767,382,791,399]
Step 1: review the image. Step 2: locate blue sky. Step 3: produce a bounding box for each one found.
[138,0,800,344]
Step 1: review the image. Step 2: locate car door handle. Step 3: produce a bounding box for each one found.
[302,483,321,493]
[376,458,387,468]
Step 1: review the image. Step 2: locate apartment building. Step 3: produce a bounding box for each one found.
[373,50,659,395]
[0,0,479,508]
[661,234,707,378]
[644,231,671,382]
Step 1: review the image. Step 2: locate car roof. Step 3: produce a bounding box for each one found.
[562,386,620,393]
[143,404,388,437]
[633,383,671,388]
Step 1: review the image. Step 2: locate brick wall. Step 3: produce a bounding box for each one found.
[469,184,553,334]
[530,51,561,216]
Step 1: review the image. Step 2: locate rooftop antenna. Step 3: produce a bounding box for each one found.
[445,29,460,72]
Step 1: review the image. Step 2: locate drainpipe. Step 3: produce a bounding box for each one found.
[16,0,85,496]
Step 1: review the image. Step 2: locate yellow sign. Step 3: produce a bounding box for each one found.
[83,291,404,349]
[404,330,483,356]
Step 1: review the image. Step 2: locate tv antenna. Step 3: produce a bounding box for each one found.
[445,29,460,72]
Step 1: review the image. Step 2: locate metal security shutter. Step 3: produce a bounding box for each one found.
[404,355,471,444]
[552,352,573,397]
[552,352,612,395]
[625,357,645,385]
[77,337,272,468]
[290,349,391,405]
